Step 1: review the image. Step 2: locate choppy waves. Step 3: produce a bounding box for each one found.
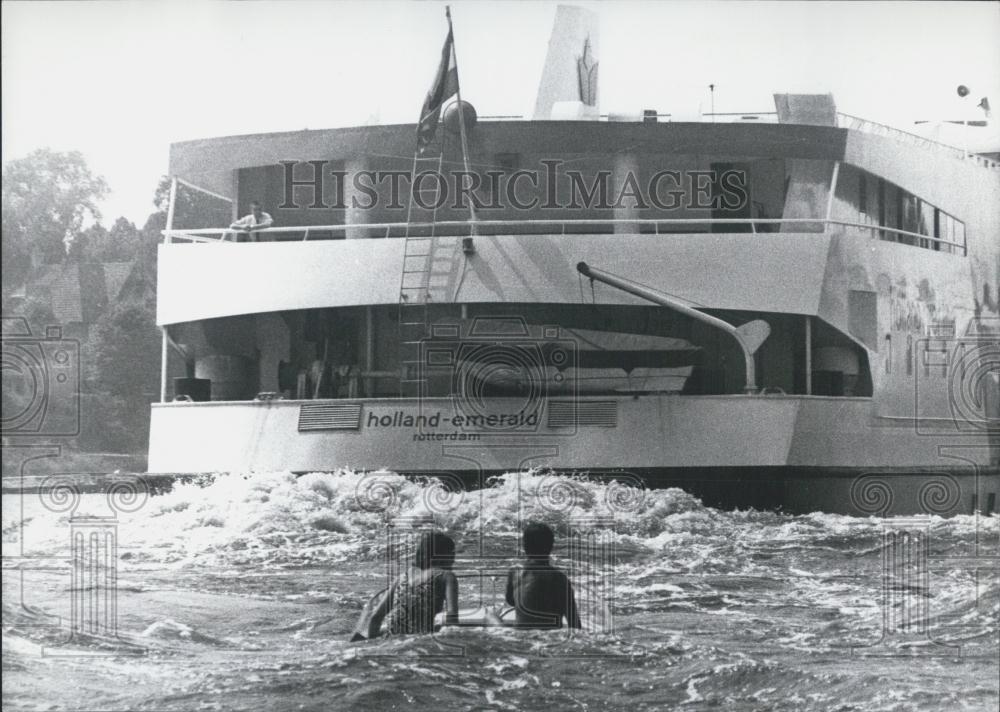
[8,469,702,566]
[6,469,998,569]
[3,470,997,711]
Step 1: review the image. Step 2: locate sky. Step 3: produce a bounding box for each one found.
[3,0,999,224]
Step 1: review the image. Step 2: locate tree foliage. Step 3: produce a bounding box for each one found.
[84,298,161,452]
[2,152,236,458]
[78,216,147,263]
[89,300,160,399]
[3,149,163,456]
[2,149,109,289]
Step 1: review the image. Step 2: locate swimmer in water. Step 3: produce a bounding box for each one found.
[353,531,459,639]
[505,522,582,629]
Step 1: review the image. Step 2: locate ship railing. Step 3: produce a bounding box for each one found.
[699,112,779,123]
[828,219,966,254]
[163,218,811,243]
[481,112,781,123]
[836,112,1000,169]
[162,218,966,254]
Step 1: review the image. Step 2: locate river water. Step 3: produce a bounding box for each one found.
[3,470,998,711]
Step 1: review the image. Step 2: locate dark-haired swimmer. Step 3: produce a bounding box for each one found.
[505,522,581,629]
[352,531,459,640]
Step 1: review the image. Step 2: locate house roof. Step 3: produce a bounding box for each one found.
[27,261,146,325]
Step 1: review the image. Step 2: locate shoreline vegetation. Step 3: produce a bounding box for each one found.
[3,150,228,474]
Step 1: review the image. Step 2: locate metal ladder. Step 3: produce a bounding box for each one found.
[398,152,458,398]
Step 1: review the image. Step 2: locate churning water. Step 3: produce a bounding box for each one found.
[3,470,998,711]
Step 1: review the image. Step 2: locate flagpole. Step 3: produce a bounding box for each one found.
[446,6,478,235]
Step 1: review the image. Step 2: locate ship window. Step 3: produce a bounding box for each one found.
[939,211,965,253]
[877,179,887,240]
[900,193,920,244]
[919,200,936,249]
[846,169,964,255]
[892,186,905,236]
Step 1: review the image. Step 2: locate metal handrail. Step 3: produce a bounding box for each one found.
[826,219,966,253]
[837,112,1000,169]
[164,217,815,238]
[702,111,777,120]
[162,217,966,254]
[482,112,771,122]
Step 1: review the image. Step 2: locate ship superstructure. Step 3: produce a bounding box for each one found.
[149,9,999,514]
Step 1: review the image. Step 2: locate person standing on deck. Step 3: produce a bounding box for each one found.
[229,201,273,241]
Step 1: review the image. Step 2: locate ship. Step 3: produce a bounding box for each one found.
[149,6,1000,515]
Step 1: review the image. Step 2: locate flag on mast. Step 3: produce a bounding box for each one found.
[417,26,459,153]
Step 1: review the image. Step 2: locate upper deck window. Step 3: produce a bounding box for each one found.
[165,156,962,248]
[832,164,965,255]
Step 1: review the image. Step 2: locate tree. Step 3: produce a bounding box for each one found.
[75,223,109,261]
[91,299,158,397]
[2,149,108,290]
[85,298,160,452]
[80,216,141,262]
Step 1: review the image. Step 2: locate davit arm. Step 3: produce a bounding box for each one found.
[575,262,770,394]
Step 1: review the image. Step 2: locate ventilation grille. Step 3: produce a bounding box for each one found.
[547,400,618,428]
[298,402,363,431]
